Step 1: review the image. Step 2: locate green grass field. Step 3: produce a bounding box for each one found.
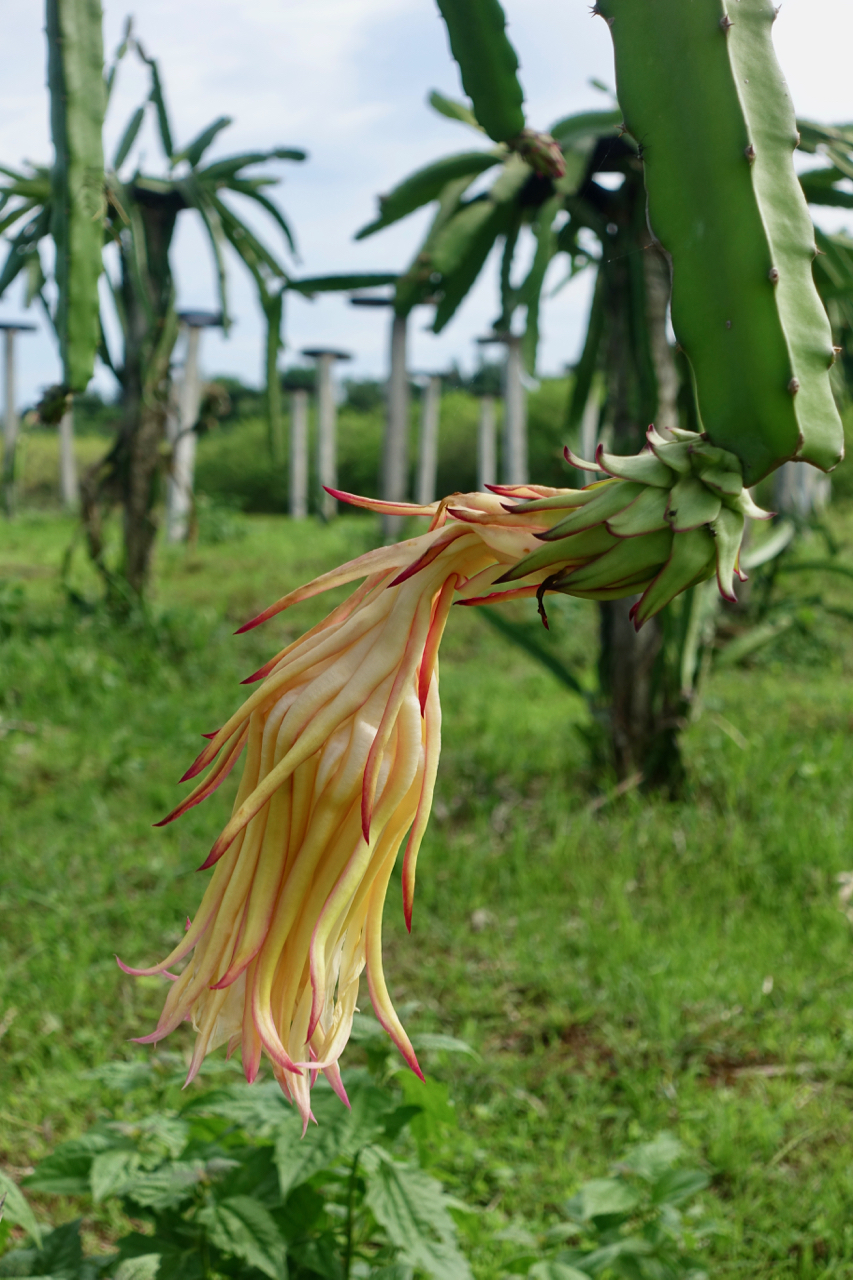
[3,507,853,1277]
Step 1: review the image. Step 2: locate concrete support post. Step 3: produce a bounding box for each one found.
[166,324,203,542]
[289,388,309,519]
[2,330,18,516]
[416,374,441,507]
[503,335,527,486]
[59,407,79,509]
[382,312,409,539]
[477,395,497,491]
[315,353,337,521]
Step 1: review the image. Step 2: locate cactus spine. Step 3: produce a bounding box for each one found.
[597,0,843,484]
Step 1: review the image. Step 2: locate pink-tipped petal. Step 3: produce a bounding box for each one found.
[323,486,437,517]
[322,1061,351,1109]
[455,585,539,607]
[418,575,457,714]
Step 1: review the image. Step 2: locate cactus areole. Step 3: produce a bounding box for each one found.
[597,0,844,485]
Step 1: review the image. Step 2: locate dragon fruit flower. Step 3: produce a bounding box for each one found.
[121,462,766,1127]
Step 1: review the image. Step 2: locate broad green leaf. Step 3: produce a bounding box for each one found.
[114,1229,191,1279]
[275,1085,393,1195]
[146,1247,205,1280]
[0,1244,41,1276]
[286,1233,341,1280]
[119,1162,204,1210]
[428,90,483,132]
[24,1132,115,1196]
[363,1149,473,1280]
[651,1167,710,1206]
[399,1075,457,1142]
[32,1219,84,1277]
[0,1172,41,1246]
[185,1081,295,1136]
[84,1059,154,1093]
[135,1114,189,1160]
[113,1257,161,1280]
[409,1033,478,1058]
[198,1195,286,1279]
[578,1178,640,1221]
[617,1133,682,1183]
[369,1267,414,1279]
[579,1236,653,1274]
[349,1013,387,1043]
[355,151,501,240]
[528,1263,590,1280]
[90,1148,142,1203]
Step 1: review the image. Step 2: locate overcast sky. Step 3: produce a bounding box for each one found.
[1,0,852,405]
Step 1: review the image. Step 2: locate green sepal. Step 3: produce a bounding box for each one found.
[598,448,673,488]
[560,577,656,602]
[665,476,722,531]
[649,439,692,475]
[694,464,742,498]
[510,488,600,514]
[711,505,746,600]
[728,488,774,520]
[606,485,670,537]
[499,525,618,581]
[554,528,673,592]
[688,440,742,473]
[632,529,716,629]
[539,480,644,541]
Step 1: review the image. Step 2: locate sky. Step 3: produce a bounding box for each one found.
[0,0,852,406]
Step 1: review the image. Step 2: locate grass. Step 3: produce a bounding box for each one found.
[3,507,853,1275]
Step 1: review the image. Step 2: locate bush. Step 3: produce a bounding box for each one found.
[0,1059,713,1280]
[193,380,574,515]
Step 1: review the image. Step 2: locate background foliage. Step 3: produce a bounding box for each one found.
[3,507,853,1275]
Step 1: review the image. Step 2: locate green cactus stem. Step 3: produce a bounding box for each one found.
[46,0,106,394]
[434,0,525,144]
[596,0,843,484]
